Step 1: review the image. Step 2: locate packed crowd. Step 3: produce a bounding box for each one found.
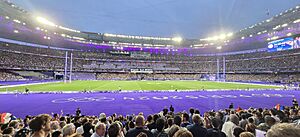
[96,73,202,80]
[226,74,300,83]
[0,42,299,82]
[1,103,300,137]
[0,72,23,81]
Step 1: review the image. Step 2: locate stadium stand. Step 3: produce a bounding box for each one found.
[0,0,300,136]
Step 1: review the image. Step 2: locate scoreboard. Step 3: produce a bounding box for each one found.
[268,36,300,52]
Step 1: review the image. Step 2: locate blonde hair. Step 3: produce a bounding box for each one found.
[266,123,300,137]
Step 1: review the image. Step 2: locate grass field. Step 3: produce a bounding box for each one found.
[0,80,280,92]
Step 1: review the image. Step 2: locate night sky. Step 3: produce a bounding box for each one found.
[10,0,300,39]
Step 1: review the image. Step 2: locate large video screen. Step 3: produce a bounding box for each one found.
[294,36,300,49]
[267,37,294,52]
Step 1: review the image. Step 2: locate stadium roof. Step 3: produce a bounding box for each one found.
[8,0,300,39]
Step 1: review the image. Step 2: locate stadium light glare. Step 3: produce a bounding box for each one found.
[281,23,288,27]
[219,34,226,40]
[216,46,222,49]
[172,37,183,43]
[227,33,233,37]
[13,30,19,33]
[36,17,57,27]
[241,37,245,39]
[287,33,292,36]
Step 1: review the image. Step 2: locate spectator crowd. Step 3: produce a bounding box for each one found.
[1,103,300,137]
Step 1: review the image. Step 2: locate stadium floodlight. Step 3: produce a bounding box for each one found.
[219,34,226,40]
[227,33,233,37]
[281,23,288,27]
[13,30,19,33]
[36,17,57,27]
[172,37,183,43]
[216,46,222,49]
[212,36,219,41]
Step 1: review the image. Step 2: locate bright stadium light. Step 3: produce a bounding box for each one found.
[36,17,57,27]
[227,33,233,37]
[219,34,226,40]
[287,33,292,36]
[216,46,222,49]
[172,37,183,43]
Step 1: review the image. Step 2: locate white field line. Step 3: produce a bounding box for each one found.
[221,81,282,87]
[0,81,61,89]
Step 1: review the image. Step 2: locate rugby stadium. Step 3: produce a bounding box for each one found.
[0,0,300,137]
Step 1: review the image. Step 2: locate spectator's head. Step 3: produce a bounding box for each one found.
[192,114,202,125]
[265,116,276,127]
[152,114,159,123]
[167,118,174,128]
[108,122,121,137]
[146,115,153,123]
[60,121,67,129]
[182,113,189,122]
[174,128,193,137]
[239,132,255,137]
[83,122,93,134]
[168,125,180,137]
[189,108,195,115]
[95,122,106,137]
[50,121,60,131]
[156,118,165,132]
[62,123,75,137]
[29,114,52,133]
[211,118,222,129]
[229,114,239,125]
[248,117,254,124]
[241,113,247,120]
[266,123,300,137]
[233,127,245,137]
[135,115,145,127]
[174,115,182,126]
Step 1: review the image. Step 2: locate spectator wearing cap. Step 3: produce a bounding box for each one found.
[125,115,153,137]
[29,114,52,137]
[91,123,106,137]
[187,114,207,137]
